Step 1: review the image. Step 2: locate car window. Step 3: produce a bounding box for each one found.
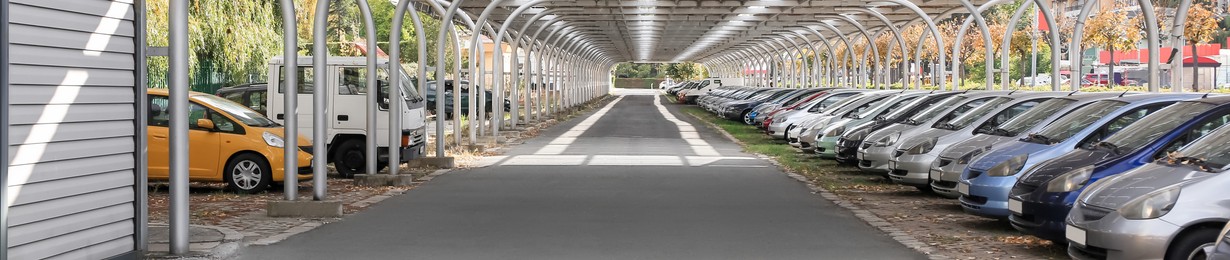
[1155,113,1230,158]
[974,100,1044,134]
[149,95,170,126]
[208,110,243,134]
[1076,103,1170,148]
[277,66,315,94]
[1029,100,1129,144]
[843,96,890,118]
[223,92,244,105]
[934,97,1012,129]
[992,98,1077,136]
[247,91,267,115]
[1100,102,1215,153]
[806,93,854,112]
[1170,123,1230,171]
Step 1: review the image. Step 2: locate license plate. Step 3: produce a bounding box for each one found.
[1009,199,1023,214]
[1067,225,1087,246]
[958,182,970,195]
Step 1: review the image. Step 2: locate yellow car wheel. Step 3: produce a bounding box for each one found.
[226,153,272,194]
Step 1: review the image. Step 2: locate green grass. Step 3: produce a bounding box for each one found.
[679,106,900,193]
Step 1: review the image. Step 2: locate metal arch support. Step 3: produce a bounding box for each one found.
[786,31,824,88]
[755,43,784,87]
[854,8,911,89]
[1167,0,1194,92]
[764,38,797,87]
[809,23,856,87]
[421,0,465,150]
[1071,0,1160,92]
[771,38,802,87]
[358,0,381,177]
[881,0,948,90]
[815,16,882,89]
[792,27,840,87]
[948,0,998,91]
[507,10,561,127]
[776,34,814,87]
[491,0,554,135]
[519,16,567,122]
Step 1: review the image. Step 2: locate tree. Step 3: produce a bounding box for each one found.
[1183,4,1221,90]
[1083,3,1141,86]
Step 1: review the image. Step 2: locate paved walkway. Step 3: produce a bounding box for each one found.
[238,89,924,259]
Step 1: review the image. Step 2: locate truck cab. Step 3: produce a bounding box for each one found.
[266,56,428,177]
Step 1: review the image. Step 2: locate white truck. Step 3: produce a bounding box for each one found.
[266,56,428,177]
[678,77,746,103]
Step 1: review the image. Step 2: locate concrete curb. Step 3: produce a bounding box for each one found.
[145,224,244,260]
[683,112,948,260]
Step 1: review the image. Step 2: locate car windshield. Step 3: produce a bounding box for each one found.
[1030,100,1129,144]
[856,95,918,119]
[901,96,967,125]
[1171,124,1230,171]
[388,67,423,102]
[818,93,869,114]
[767,90,801,103]
[1100,101,1216,152]
[935,97,1012,130]
[991,98,1077,136]
[804,93,852,112]
[194,94,280,127]
[781,91,819,106]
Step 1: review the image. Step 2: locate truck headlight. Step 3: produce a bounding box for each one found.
[1118,186,1181,220]
[262,132,285,148]
[1045,166,1094,192]
[986,154,1028,176]
[905,137,938,155]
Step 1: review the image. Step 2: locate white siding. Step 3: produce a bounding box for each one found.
[6,0,137,258]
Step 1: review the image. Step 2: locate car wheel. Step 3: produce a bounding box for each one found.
[225,153,272,194]
[743,113,755,125]
[333,139,366,178]
[1167,227,1218,260]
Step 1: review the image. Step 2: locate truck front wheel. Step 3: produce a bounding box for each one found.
[332,139,367,178]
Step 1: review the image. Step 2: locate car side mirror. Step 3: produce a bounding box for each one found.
[196,119,216,130]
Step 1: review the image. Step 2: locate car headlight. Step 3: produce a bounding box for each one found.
[844,129,869,141]
[875,132,900,147]
[956,149,985,165]
[1045,166,1094,192]
[986,154,1028,176]
[1118,186,1181,220]
[824,126,846,137]
[905,137,938,155]
[263,131,286,148]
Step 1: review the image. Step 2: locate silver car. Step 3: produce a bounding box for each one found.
[888,92,1063,190]
[857,91,1010,174]
[765,90,863,139]
[929,92,1123,198]
[1067,124,1230,260]
[1209,221,1230,260]
[791,91,900,152]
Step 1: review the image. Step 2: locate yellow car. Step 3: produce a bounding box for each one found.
[146,88,313,193]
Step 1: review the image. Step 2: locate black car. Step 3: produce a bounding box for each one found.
[215,83,269,115]
[423,80,511,119]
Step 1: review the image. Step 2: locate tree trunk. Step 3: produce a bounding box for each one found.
[1193,44,1200,91]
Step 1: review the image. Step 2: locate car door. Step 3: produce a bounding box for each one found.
[147,95,171,179]
[188,102,223,179]
[1154,113,1230,158]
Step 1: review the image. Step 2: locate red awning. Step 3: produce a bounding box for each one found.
[1182,56,1221,67]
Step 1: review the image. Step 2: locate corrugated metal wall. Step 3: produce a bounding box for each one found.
[5,0,138,259]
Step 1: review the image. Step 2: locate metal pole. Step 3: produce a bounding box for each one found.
[133,0,150,251]
[311,0,328,200]
[168,0,190,254]
[359,0,379,176]
[450,26,464,146]
[388,0,427,169]
[279,0,298,201]
[491,1,554,137]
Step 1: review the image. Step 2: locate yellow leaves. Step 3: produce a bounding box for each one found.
[1184,4,1221,44]
[1083,3,1141,52]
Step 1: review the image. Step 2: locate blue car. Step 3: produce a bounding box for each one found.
[1008,94,1230,242]
[957,93,1205,219]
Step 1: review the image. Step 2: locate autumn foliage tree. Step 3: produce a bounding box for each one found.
[1083,3,1141,85]
[1183,3,1221,90]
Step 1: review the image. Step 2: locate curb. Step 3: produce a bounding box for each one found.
[683,111,948,260]
[145,224,244,260]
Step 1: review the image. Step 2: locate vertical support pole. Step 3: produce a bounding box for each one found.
[168,0,190,254]
[311,0,329,199]
[359,0,379,175]
[279,0,298,201]
[133,0,149,251]
[450,26,464,146]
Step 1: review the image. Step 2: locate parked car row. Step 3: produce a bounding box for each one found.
[685,86,1230,260]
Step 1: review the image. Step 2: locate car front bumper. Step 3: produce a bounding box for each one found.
[815,135,839,159]
[958,173,1018,219]
[1066,209,1177,260]
[888,152,935,186]
[858,144,894,173]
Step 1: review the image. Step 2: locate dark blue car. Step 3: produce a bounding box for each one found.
[1008,94,1230,242]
